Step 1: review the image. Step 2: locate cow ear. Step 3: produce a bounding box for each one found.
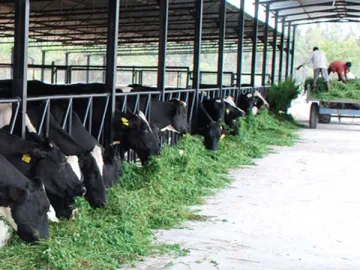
[114,111,133,130]
[9,186,29,203]
[29,147,49,159]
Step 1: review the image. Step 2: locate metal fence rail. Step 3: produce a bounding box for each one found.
[0,84,269,165]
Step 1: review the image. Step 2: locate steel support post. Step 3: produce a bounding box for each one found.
[251,0,259,86]
[271,11,278,85]
[285,22,291,80]
[86,55,91,83]
[278,18,285,83]
[157,0,169,101]
[290,25,297,78]
[236,0,245,88]
[261,5,269,86]
[41,50,45,81]
[192,0,203,129]
[102,55,106,83]
[104,0,120,145]
[65,52,70,83]
[12,0,29,139]
[217,0,226,96]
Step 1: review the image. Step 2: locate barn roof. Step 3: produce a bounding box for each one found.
[260,0,360,26]
[0,0,285,54]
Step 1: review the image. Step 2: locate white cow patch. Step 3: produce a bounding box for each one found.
[161,125,180,133]
[247,93,253,98]
[254,91,270,107]
[112,141,121,145]
[90,145,104,177]
[0,103,12,129]
[118,86,133,93]
[0,220,10,248]
[138,111,152,133]
[47,205,59,223]
[215,99,222,103]
[24,114,37,133]
[251,106,259,116]
[0,207,17,231]
[223,97,245,114]
[67,155,82,182]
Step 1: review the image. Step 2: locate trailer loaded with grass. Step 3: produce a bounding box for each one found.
[305,78,360,128]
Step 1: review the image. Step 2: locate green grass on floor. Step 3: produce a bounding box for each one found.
[0,110,299,270]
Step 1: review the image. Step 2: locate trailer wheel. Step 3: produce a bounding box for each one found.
[309,102,319,129]
[318,114,331,124]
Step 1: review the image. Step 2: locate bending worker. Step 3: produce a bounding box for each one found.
[328,60,352,84]
[297,47,330,91]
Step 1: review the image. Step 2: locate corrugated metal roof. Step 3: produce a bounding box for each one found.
[0,0,285,54]
[260,0,360,26]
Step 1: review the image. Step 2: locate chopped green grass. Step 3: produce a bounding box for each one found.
[0,110,298,270]
[307,77,360,101]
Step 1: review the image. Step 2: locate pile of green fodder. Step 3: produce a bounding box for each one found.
[306,77,360,101]
[0,110,298,270]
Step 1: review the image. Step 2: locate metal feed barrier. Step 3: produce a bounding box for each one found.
[2,85,269,164]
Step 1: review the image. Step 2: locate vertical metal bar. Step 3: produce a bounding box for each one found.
[10,100,20,134]
[157,0,169,102]
[41,50,45,82]
[86,55,91,83]
[51,61,55,84]
[291,25,297,78]
[236,0,245,88]
[278,18,285,83]
[10,47,14,79]
[104,0,120,145]
[261,5,269,86]
[192,0,203,129]
[12,0,29,139]
[217,0,226,97]
[65,52,69,83]
[271,11,279,85]
[251,0,259,86]
[285,22,291,80]
[102,55,106,83]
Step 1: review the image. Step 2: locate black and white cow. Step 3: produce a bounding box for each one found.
[19,81,161,164]
[192,99,225,151]
[23,103,107,209]
[0,129,86,219]
[222,96,245,135]
[50,103,122,188]
[0,154,50,244]
[237,90,269,116]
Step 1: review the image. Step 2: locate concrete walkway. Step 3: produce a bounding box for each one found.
[125,111,360,269]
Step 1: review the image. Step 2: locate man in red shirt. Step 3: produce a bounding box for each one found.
[328,61,352,84]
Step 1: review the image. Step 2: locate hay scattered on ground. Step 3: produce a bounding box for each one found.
[0,111,298,270]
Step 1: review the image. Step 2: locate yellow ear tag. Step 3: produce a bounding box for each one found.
[22,154,31,163]
[121,117,129,126]
[220,134,226,140]
[226,109,230,115]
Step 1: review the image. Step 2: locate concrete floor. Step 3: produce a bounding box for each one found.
[124,97,360,270]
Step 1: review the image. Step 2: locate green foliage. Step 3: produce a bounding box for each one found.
[306,77,360,101]
[267,78,301,113]
[0,111,297,270]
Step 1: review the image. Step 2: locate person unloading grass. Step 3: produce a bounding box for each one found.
[297,47,330,91]
[328,60,352,84]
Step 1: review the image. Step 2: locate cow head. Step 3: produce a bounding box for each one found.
[203,122,222,151]
[241,90,269,115]
[223,96,245,135]
[167,99,189,134]
[103,145,122,188]
[202,98,226,123]
[79,151,106,209]
[28,136,86,199]
[114,111,161,164]
[6,177,50,243]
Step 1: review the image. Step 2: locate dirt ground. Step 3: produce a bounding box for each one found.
[124,96,360,270]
